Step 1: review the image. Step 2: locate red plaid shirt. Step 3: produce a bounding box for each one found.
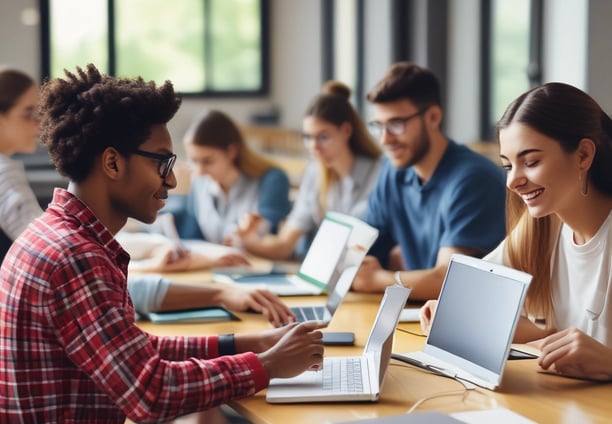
[0,189,268,423]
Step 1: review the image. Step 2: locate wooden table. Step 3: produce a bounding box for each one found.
[137,280,612,424]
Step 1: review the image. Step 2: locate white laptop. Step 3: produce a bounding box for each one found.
[266,285,411,403]
[291,213,378,321]
[214,212,377,296]
[393,254,532,390]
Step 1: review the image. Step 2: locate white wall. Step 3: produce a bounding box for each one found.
[446,0,481,143]
[542,0,588,88]
[586,0,612,113]
[0,0,39,75]
[362,0,393,122]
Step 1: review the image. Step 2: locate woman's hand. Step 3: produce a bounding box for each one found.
[211,253,250,268]
[419,300,438,335]
[537,327,612,381]
[129,243,192,272]
[237,213,265,237]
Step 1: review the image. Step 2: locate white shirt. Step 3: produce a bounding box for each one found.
[0,154,44,239]
[192,173,261,244]
[551,211,612,344]
[485,211,612,345]
[286,155,381,234]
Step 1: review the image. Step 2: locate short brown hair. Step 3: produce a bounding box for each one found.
[0,68,35,113]
[367,62,441,109]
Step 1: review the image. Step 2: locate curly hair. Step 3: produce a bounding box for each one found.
[39,64,181,182]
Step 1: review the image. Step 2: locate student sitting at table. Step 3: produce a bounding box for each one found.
[235,81,382,260]
[421,82,612,381]
[169,109,291,242]
[351,62,506,300]
[0,67,294,329]
[0,64,325,422]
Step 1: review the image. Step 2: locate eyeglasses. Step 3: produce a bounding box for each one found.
[368,108,428,138]
[132,149,177,179]
[302,133,332,146]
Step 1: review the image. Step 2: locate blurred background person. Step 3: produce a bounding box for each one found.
[236,81,382,260]
[0,67,43,259]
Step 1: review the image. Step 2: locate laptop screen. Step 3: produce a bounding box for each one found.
[297,216,352,288]
[426,257,531,375]
[365,286,411,385]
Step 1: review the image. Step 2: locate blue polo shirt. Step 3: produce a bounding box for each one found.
[366,140,506,270]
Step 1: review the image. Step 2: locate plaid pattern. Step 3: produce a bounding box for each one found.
[0,189,268,423]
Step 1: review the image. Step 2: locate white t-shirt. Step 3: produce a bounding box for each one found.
[485,211,612,345]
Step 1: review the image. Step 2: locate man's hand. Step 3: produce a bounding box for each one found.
[351,256,391,293]
[257,321,328,378]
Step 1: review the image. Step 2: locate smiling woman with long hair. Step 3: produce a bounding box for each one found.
[421,82,612,381]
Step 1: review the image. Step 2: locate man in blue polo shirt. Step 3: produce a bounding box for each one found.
[352,62,506,300]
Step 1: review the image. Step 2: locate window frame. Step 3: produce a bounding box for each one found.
[480,0,543,139]
[321,0,365,115]
[38,0,270,97]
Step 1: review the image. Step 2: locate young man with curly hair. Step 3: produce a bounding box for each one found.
[0,64,326,423]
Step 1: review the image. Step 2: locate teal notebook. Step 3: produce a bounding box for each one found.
[145,307,239,324]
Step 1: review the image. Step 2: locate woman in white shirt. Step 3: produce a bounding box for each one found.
[421,82,612,381]
[169,109,291,244]
[0,67,42,259]
[237,81,382,260]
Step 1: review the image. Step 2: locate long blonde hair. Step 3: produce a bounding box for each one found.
[497,82,612,323]
[184,109,281,178]
[304,81,381,212]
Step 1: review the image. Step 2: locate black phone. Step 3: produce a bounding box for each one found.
[508,347,538,360]
[321,332,355,346]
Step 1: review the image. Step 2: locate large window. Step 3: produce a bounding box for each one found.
[40,0,269,95]
[482,0,542,138]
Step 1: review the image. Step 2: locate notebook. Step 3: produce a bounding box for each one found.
[214,212,378,296]
[266,285,411,403]
[144,307,239,324]
[393,254,532,390]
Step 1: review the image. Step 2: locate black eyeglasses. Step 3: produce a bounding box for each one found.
[368,108,429,138]
[132,150,177,179]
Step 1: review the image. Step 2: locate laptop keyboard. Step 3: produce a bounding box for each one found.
[322,357,364,393]
[291,306,325,321]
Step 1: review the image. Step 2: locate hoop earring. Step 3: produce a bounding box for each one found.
[580,170,589,196]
